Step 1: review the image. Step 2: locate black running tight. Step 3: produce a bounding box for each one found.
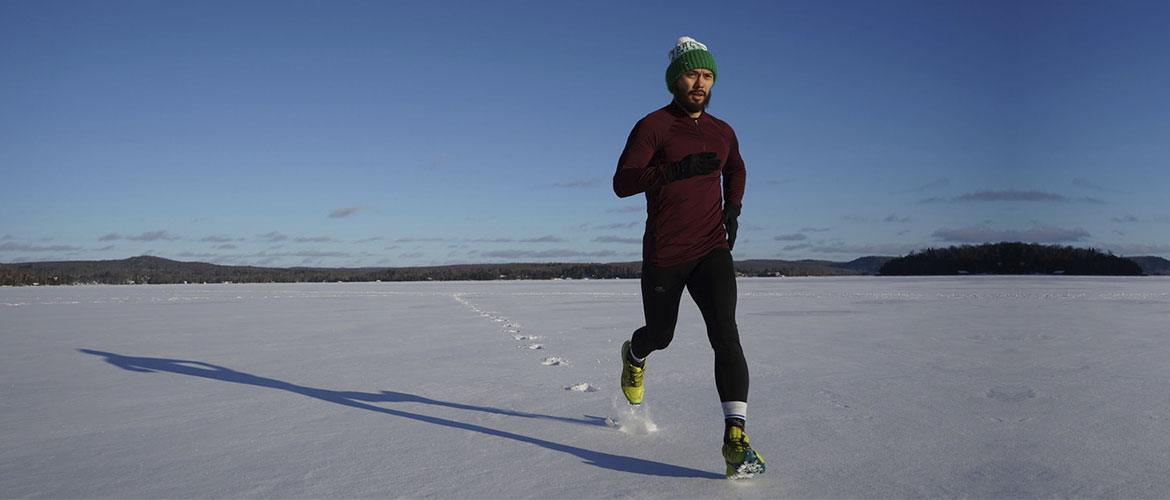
[629,247,749,403]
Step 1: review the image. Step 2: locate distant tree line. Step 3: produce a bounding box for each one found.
[0,255,893,286]
[3,248,1159,286]
[0,256,651,286]
[878,242,1144,276]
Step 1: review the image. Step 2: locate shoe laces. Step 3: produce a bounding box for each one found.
[725,426,750,449]
[623,363,642,385]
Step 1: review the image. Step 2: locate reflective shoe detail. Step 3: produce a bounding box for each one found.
[723,426,766,479]
[620,341,644,405]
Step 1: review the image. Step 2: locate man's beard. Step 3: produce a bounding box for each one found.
[674,88,712,114]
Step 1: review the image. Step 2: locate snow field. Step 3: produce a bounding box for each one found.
[2,277,1170,498]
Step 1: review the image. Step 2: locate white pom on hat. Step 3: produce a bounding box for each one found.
[668,36,710,61]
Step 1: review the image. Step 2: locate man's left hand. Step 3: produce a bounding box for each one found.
[724,203,741,251]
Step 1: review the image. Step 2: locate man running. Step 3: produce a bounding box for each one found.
[612,36,764,479]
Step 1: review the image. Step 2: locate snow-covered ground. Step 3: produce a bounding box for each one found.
[3,277,1169,498]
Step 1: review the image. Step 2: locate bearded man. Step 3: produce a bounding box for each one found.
[612,36,764,479]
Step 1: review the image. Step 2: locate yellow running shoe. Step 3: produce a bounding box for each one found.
[723,426,766,479]
[620,341,644,405]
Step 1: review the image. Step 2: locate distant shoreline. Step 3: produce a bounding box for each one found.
[2,247,1167,286]
[0,254,892,286]
[5,274,1166,290]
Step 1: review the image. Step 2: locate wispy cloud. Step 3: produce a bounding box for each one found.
[1111,214,1140,223]
[843,215,868,223]
[883,213,911,223]
[329,206,365,219]
[781,243,812,251]
[1072,177,1125,194]
[553,179,600,189]
[355,236,383,244]
[0,242,85,252]
[800,227,830,233]
[481,249,618,259]
[459,236,564,244]
[1104,243,1170,256]
[956,190,1068,203]
[898,178,950,193]
[520,235,565,243]
[174,250,354,265]
[99,230,181,242]
[201,235,235,243]
[594,236,640,244]
[294,236,337,243]
[285,250,350,258]
[592,222,641,230]
[919,190,1106,205]
[784,243,917,255]
[467,238,515,243]
[607,206,643,214]
[931,224,1091,243]
[176,252,219,260]
[258,231,289,242]
[1156,215,1170,224]
[1072,177,1105,191]
[916,196,948,204]
[774,233,807,242]
[395,237,450,243]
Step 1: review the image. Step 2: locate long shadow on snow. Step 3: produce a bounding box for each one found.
[79,349,722,479]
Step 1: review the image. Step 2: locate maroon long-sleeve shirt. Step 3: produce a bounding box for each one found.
[614,102,746,268]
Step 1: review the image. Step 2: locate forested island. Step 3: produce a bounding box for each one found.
[878,242,1145,276]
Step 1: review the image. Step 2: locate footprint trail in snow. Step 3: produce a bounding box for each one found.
[452,294,595,397]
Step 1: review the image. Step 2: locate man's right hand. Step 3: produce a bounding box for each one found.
[664,152,720,183]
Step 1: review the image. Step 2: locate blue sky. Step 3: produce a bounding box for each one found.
[3,0,1169,267]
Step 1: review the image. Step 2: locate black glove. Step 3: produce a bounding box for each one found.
[724,203,741,251]
[663,152,720,183]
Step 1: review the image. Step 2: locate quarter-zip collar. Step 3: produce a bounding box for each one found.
[667,99,707,122]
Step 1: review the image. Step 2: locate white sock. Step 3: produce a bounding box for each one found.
[628,348,646,365]
[722,401,747,423]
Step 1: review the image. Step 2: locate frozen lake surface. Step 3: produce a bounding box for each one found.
[3,277,1169,498]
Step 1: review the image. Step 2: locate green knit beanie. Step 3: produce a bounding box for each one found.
[665,36,718,92]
